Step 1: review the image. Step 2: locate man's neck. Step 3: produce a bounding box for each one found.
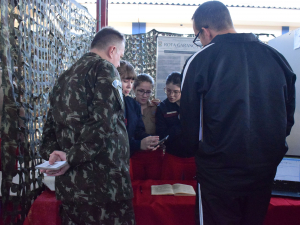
[90,48,109,61]
[211,28,237,39]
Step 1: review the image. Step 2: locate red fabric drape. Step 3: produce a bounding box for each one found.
[161,153,196,180]
[130,150,164,180]
[23,181,300,225]
[23,189,62,225]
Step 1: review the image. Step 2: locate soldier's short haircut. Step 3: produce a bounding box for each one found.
[91,27,125,50]
[133,73,154,89]
[166,72,181,88]
[117,60,137,80]
[192,1,233,33]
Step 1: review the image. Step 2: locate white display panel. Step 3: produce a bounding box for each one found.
[269,29,300,156]
[155,36,200,101]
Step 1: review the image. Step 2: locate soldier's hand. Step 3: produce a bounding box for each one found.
[40,150,68,175]
[49,150,67,164]
[45,163,70,176]
[140,136,159,150]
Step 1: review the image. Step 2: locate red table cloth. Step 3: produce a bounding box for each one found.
[132,180,197,225]
[264,196,300,225]
[23,180,300,225]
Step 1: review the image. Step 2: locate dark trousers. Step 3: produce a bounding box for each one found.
[60,199,136,225]
[196,183,272,225]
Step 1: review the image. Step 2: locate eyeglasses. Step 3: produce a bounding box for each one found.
[193,31,203,47]
[192,26,208,47]
[164,88,181,96]
[137,89,152,96]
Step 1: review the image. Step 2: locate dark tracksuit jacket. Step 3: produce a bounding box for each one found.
[156,98,194,158]
[180,33,296,195]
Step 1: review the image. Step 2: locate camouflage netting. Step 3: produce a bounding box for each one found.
[123,30,273,93]
[123,29,194,83]
[0,0,275,222]
[0,0,95,224]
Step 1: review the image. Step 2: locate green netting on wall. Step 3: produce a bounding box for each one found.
[123,29,194,83]
[0,2,275,221]
[123,30,274,95]
[0,0,95,224]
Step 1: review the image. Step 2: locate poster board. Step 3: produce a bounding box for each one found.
[155,36,200,101]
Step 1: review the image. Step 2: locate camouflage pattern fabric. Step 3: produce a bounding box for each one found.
[123,29,188,84]
[39,52,133,203]
[1,0,95,223]
[60,199,135,225]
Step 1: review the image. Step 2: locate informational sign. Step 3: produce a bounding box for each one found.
[155,36,200,101]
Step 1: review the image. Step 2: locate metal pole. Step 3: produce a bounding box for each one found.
[96,0,101,32]
[101,0,108,28]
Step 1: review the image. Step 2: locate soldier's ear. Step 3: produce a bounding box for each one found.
[107,45,116,59]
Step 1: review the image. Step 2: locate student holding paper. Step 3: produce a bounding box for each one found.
[156,72,196,180]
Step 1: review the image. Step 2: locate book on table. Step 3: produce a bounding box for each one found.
[151,183,196,196]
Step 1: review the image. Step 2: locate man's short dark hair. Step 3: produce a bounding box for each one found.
[192,1,233,32]
[91,27,125,50]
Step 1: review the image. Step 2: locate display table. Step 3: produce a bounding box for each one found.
[24,180,300,225]
[132,180,197,225]
[263,196,300,225]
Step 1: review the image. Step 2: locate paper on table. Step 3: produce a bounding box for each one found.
[151,184,174,195]
[151,183,196,196]
[172,184,196,196]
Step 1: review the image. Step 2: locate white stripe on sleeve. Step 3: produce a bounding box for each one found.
[181,43,214,90]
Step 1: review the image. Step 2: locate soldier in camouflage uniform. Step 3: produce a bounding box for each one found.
[39,27,135,225]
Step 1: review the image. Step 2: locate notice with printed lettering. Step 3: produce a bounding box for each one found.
[156,37,200,100]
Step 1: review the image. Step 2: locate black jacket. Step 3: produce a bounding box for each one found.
[124,96,148,156]
[156,98,194,157]
[180,33,296,194]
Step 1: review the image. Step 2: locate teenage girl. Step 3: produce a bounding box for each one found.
[156,72,196,180]
[130,73,163,180]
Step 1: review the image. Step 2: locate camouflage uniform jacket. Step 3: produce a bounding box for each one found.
[39,52,133,203]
